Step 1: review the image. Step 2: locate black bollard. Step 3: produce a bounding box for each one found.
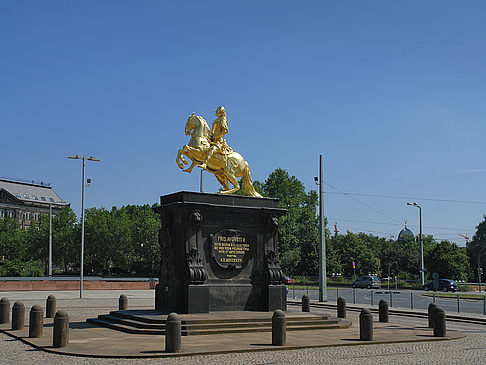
[378,299,389,323]
[302,295,310,312]
[53,311,69,348]
[272,309,286,346]
[433,307,446,337]
[337,297,346,318]
[428,302,438,328]
[0,298,10,324]
[46,295,56,318]
[12,301,25,330]
[119,294,128,310]
[29,305,43,338]
[359,308,373,341]
[165,312,182,353]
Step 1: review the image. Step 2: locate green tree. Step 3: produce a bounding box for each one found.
[336,231,380,277]
[425,240,470,281]
[260,168,321,275]
[0,217,44,277]
[124,204,161,276]
[83,205,161,277]
[84,207,113,274]
[380,243,419,279]
[53,207,78,273]
[327,233,343,276]
[467,216,486,281]
[0,216,27,261]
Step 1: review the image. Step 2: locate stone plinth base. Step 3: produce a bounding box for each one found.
[154,191,287,313]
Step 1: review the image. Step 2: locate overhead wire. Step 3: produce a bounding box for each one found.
[323,181,477,241]
[324,182,402,224]
[324,191,486,205]
[327,217,473,232]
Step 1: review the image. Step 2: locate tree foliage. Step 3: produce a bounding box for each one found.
[0,205,161,277]
[466,216,486,280]
[258,168,321,275]
[425,240,470,281]
[84,205,161,276]
[0,168,482,282]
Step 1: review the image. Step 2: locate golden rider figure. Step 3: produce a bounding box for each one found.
[200,106,233,169]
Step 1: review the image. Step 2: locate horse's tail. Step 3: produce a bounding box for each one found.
[242,161,262,198]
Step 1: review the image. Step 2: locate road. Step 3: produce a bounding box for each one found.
[288,287,486,315]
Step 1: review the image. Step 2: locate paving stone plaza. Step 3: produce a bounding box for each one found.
[1,290,486,364]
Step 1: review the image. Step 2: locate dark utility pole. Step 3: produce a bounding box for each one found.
[317,155,327,302]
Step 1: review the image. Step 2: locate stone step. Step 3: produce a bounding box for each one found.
[98,314,339,331]
[184,319,341,330]
[87,318,164,335]
[98,314,165,329]
[108,310,331,325]
[88,316,351,336]
[109,310,166,324]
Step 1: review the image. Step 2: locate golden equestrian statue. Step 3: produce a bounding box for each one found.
[176,106,262,197]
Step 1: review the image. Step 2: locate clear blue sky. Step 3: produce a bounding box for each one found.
[2,1,485,245]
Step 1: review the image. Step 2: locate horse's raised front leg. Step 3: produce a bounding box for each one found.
[182,160,197,173]
[176,149,184,169]
[177,146,189,167]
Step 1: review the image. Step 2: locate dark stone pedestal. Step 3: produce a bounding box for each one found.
[153,191,287,313]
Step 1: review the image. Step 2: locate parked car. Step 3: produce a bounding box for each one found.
[283,276,295,284]
[352,275,380,289]
[423,279,458,292]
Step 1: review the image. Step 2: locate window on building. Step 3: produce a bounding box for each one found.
[49,198,54,202]
[32,195,38,200]
[0,210,4,218]
[7,210,14,218]
[15,193,21,198]
[41,197,46,201]
[23,194,30,199]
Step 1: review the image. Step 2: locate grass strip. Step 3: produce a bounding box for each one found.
[422,292,485,300]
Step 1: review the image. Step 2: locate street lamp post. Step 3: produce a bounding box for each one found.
[478,251,483,293]
[315,155,327,302]
[68,155,100,298]
[49,202,52,277]
[407,202,424,285]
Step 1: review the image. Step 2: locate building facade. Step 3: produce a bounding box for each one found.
[0,178,68,229]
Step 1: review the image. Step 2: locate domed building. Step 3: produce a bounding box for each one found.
[397,220,415,242]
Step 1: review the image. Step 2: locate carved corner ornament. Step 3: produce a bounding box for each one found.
[185,248,207,285]
[190,209,203,225]
[264,250,284,285]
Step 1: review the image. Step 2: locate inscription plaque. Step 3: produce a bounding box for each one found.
[211,229,249,269]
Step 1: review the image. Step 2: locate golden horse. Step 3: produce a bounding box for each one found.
[176,113,262,197]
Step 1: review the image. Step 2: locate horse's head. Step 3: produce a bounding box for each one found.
[185,113,210,138]
[185,113,196,135]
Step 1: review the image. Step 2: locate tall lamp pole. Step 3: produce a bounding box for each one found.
[315,155,327,302]
[68,155,100,298]
[407,202,424,285]
[49,202,52,277]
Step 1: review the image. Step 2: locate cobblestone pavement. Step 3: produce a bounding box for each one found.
[1,290,486,364]
[2,327,486,365]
